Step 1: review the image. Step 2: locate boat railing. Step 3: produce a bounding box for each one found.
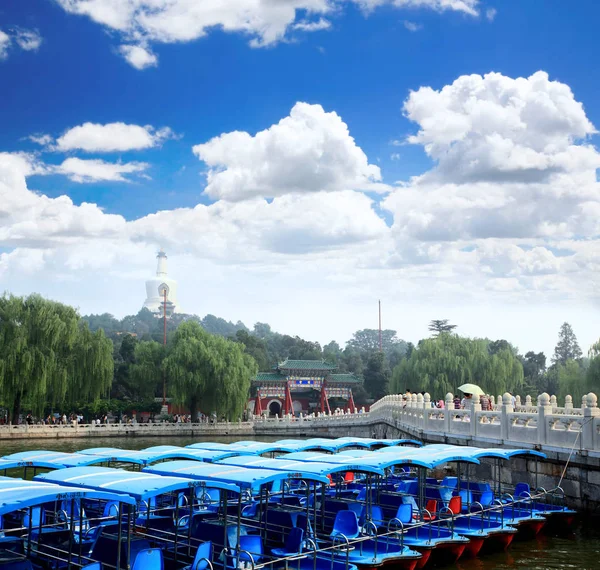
[416,508,434,543]
[386,517,405,548]
[467,501,486,532]
[438,506,454,532]
[491,498,505,526]
[193,555,214,570]
[331,533,351,568]
[361,520,378,557]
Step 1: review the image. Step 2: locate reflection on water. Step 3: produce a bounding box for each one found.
[2,436,600,569]
[453,524,600,570]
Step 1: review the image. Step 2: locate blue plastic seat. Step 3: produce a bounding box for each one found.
[329,510,360,540]
[359,506,384,530]
[103,501,120,519]
[181,541,212,570]
[23,507,44,529]
[480,491,494,507]
[235,535,264,566]
[458,490,473,511]
[515,483,530,498]
[131,548,163,570]
[296,514,315,541]
[272,527,304,557]
[241,502,258,518]
[394,503,412,524]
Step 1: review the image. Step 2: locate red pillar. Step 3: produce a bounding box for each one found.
[320,380,331,414]
[348,389,356,414]
[284,382,293,416]
[254,389,262,416]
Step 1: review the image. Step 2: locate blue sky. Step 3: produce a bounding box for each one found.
[2,0,600,357]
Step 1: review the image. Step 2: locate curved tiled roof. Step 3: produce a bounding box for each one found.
[278,359,337,371]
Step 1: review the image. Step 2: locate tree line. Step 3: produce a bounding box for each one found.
[2,293,599,423]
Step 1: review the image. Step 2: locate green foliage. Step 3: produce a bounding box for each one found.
[363,352,390,400]
[130,340,166,400]
[552,322,582,365]
[557,359,587,403]
[232,330,270,371]
[165,321,258,421]
[428,320,457,336]
[587,353,600,395]
[0,294,113,422]
[391,334,524,399]
[521,351,547,393]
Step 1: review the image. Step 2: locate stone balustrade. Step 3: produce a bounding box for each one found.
[369,391,600,451]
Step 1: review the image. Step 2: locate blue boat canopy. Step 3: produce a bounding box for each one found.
[141,446,242,462]
[374,447,482,466]
[421,444,546,460]
[226,443,304,455]
[1,450,123,468]
[0,476,135,515]
[34,466,237,500]
[334,437,423,448]
[217,456,386,476]
[78,447,239,466]
[143,460,331,489]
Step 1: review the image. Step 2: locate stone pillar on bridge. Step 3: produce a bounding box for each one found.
[470,397,481,437]
[501,392,514,441]
[416,393,424,430]
[423,393,431,431]
[445,392,454,435]
[537,392,551,445]
[565,395,573,412]
[583,393,599,450]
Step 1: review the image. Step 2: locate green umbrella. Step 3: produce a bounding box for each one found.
[458,383,485,397]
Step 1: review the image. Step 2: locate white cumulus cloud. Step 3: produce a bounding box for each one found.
[119,44,158,70]
[0,27,42,59]
[383,70,600,293]
[55,122,175,153]
[13,28,43,51]
[193,102,383,201]
[58,157,150,183]
[55,0,481,68]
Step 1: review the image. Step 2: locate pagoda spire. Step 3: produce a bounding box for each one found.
[156,248,168,277]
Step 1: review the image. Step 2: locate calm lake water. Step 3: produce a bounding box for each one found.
[2,436,599,569]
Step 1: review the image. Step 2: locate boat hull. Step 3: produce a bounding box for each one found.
[458,535,485,558]
[426,542,467,566]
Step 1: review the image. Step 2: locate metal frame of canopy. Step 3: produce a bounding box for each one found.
[142,460,332,565]
[421,444,548,512]
[0,475,135,569]
[214,453,391,539]
[34,465,236,569]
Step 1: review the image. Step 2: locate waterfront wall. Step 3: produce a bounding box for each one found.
[0,421,254,439]
[368,391,600,512]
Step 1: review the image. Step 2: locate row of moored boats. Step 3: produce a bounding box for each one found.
[0,437,575,570]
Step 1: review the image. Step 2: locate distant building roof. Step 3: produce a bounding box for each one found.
[278,359,337,371]
[253,359,361,386]
[329,373,362,384]
[255,372,284,382]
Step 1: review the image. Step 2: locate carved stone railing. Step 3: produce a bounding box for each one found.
[369,391,600,451]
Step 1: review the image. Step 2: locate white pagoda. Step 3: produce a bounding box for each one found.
[143,249,179,317]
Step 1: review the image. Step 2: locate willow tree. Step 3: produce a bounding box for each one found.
[164,321,257,421]
[64,324,113,406]
[130,340,166,400]
[391,334,523,399]
[0,294,114,423]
